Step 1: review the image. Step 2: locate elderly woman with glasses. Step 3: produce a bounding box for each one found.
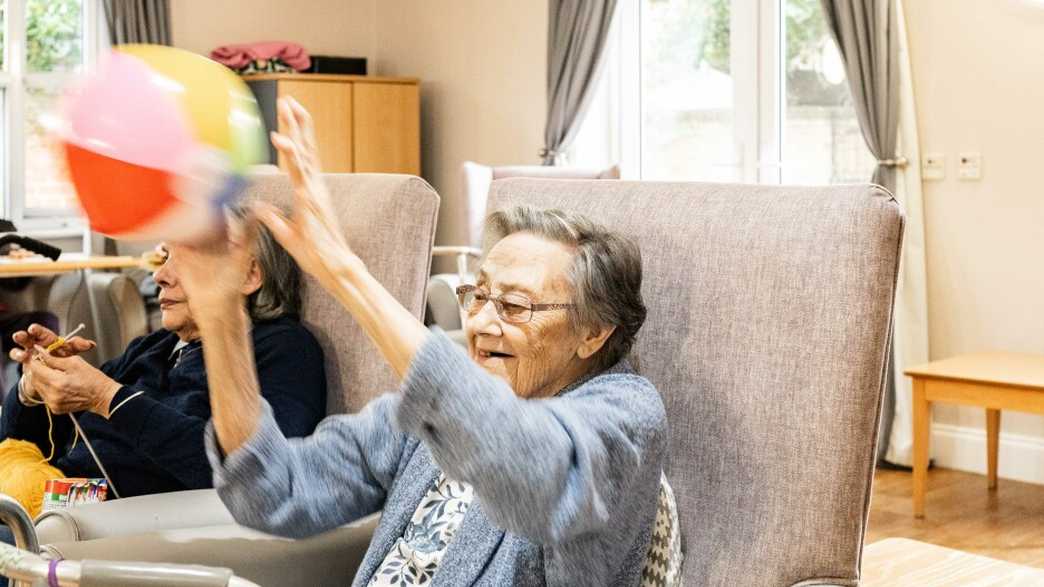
[171,97,667,586]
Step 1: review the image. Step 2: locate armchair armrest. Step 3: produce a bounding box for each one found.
[35,489,234,544]
[42,514,380,587]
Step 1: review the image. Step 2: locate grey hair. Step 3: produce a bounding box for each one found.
[483,205,646,372]
[229,205,302,321]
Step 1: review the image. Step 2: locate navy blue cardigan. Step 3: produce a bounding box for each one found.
[0,315,326,497]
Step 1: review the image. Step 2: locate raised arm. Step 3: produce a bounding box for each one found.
[394,331,667,543]
[205,394,409,538]
[175,97,429,456]
[171,221,408,537]
[254,97,430,381]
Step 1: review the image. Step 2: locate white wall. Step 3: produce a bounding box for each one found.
[372,1,547,257]
[904,0,1044,479]
[170,0,376,60]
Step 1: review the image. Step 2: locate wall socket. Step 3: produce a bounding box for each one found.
[958,152,982,180]
[922,153,945,180]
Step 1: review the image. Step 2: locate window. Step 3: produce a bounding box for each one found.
[570,0,875,184]
[0,0,103,227]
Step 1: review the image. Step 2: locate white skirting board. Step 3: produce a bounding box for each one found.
[931,423,1044,485]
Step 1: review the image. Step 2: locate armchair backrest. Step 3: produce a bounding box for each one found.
[459,161,619,248]
[247,173,439,414]
[487,179,903,586]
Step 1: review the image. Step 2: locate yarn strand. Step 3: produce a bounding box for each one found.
[41,406,55,463]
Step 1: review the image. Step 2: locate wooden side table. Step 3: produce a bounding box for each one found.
[905,352,1044,518]
[862,538,1044,586]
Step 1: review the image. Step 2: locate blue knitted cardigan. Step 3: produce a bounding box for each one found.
[206,330,668,586]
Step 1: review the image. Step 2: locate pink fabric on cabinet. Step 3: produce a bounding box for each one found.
[210,41,311,71]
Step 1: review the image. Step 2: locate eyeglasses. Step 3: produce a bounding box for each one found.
[456,284,573,324]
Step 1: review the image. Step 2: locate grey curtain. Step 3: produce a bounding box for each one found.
[542,0,617,165]
[103,0,171,46]
[821,0,901,463]
[821,0,900,191]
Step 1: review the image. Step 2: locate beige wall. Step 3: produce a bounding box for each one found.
[373,1,547,255]
[170,0,376,60]
[169,0,545,266]
[165,1,1044,450]
[904,0,1044,440]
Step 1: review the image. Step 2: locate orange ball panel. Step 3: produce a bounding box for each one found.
[63,143,180,235]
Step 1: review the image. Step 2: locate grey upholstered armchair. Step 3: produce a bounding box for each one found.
[20,177,900,587]
[24,173,440,586]
[484,178,903,585]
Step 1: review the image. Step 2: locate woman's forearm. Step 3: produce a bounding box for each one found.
[325,261,431,380]
[195,299,262,455]
[196,255,427,458]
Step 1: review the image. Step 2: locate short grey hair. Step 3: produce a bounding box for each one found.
[483,205,646,372]
[229,205,302,321]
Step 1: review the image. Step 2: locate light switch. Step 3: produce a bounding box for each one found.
[958,152,982,180]
[922,153,945,180]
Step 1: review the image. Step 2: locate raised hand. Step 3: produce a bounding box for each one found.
[258,97,428,381]
[168,213,260,316]
[254,97,364,293]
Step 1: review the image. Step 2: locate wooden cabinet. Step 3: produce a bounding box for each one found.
[245,74,420,175]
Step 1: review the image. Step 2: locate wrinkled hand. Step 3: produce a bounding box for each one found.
[169,215,259,315]
[255,97,364,290]
[9,323,95,364]
[27,348,122,417]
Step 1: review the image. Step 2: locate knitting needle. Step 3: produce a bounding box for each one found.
[66,413,120,499]
[44,322,85,354]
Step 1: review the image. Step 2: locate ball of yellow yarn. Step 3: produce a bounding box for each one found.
[0,438,64,518]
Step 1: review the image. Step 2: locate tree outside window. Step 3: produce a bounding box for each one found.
[637,0,873,184]
[0,0,93,219]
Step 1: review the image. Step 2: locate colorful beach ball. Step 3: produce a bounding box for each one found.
[59,44,266,242]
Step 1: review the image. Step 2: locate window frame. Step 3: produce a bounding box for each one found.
[572,0,866,184]
[1,0,105,233]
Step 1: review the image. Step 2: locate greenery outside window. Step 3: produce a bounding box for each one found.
[571,0,875,185]
[0,0,103,230]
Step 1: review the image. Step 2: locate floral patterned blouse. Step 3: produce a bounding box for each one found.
[369,473,474,586]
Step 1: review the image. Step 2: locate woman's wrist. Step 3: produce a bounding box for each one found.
[17,373,42,406]
[93,379,124,419]
[329,253,368,287]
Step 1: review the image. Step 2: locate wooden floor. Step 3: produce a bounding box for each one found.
[867,467,1044,568]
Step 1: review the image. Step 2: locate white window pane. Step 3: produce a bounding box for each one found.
[782,0,875,184]
[568,47,613,169]
[641,0,738,182]
[25,84,77,212]
[27,0,83,73]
